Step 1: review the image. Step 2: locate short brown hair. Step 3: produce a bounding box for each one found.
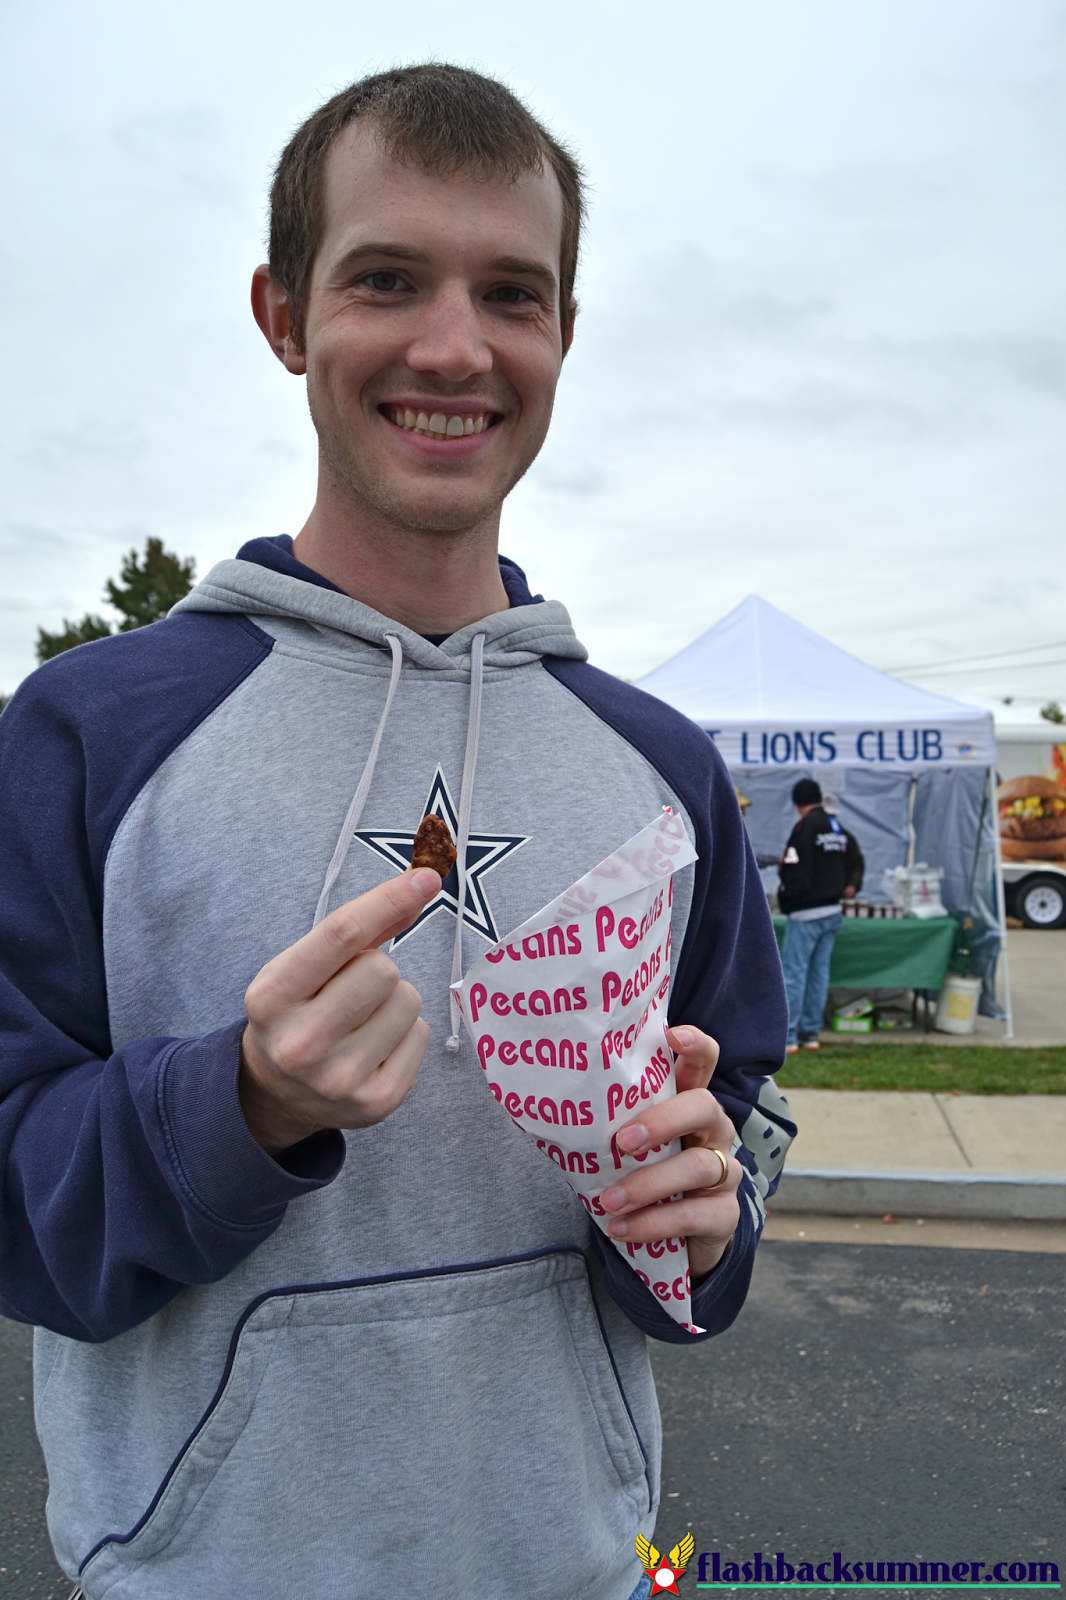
[268,63,586,352]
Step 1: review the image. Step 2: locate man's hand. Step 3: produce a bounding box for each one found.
[597,1026,740,1281]
[842,884,858,900]
[239,869,442,1154]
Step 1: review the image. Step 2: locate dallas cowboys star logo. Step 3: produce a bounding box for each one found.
[353,767,529,947]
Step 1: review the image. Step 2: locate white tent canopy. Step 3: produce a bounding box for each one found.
[635,594,995,769]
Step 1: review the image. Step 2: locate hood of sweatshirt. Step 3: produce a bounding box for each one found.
[172,536,588,677]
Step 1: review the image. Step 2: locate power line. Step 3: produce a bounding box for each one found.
[899,657,1066,678]
[889,639,1066,673]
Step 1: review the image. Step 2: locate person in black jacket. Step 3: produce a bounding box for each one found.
[778,778,864,1052]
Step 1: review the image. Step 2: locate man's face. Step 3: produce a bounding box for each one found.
[291,123,568,535]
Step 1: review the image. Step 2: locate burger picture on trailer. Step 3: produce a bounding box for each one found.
[998,775,1066,861]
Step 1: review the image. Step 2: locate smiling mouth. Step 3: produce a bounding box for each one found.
[381,406,497,439]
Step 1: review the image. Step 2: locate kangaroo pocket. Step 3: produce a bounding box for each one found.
[80,1249,649,1600]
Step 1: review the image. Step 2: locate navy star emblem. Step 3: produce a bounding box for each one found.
[353,767,529,947]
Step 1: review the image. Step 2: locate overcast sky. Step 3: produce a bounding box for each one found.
[2,0,1064,711]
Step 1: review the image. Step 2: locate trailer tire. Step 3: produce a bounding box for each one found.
[1017,875,1066,930]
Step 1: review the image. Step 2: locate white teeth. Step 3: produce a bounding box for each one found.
[390,409,492,436]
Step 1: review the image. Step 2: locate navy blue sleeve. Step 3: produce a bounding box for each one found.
[0,617,345,1342]
[543,658,793,1343]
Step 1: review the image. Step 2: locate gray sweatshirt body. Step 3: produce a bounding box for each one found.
[3,547,792,1599]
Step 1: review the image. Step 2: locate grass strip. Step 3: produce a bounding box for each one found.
[776,1044,1066,1095]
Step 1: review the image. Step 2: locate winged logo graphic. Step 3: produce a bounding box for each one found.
[635,1532,695,1594]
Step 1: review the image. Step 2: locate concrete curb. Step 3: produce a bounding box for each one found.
[773,1168,1066,1221]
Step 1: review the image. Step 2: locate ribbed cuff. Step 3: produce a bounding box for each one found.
[688,1174,758,1333]
[157,1021,346,1230]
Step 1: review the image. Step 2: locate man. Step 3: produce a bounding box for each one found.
[0,66,792,1600]
[778,778,864,1053]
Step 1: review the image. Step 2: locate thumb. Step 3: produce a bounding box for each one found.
[366,867,444,947]
[665,1025,720,1091]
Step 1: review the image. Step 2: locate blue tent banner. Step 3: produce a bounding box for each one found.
[708,726,987,768]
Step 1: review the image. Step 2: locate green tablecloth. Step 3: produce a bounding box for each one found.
[772,914,959,990]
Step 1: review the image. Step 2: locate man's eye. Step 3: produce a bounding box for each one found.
[365,272,403,292]
[486,285,531,305]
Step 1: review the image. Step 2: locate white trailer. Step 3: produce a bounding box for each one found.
[993,726,1066,929]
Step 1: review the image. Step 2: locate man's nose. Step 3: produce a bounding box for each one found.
[404,285,493,382]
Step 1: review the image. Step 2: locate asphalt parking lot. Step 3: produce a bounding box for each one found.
[0,1315,64,1599]
[2,1240,1063,1598]
[652,1240,1066,1587]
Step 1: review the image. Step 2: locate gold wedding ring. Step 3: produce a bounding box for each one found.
[708,1148,729,1189]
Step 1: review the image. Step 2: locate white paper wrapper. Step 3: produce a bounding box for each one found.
[451,809,703,1333]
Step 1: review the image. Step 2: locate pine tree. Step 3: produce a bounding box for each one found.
[35,539,196,663]
[105,538,196,632]
[35,614,115,663]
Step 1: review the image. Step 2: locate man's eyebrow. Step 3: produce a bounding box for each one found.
[486,255,558,290]
[329,242,432,275]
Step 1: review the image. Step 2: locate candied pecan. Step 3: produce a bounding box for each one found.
[411,814,457,876]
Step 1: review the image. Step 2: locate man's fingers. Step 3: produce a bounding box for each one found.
[665,1025,720,1091]
[315,869,441,974]
[263,1010,431,1134]
[612,1087,736,1160]
[331,1016,431,1128]
[590,1025,734,1261]
[311,981,425,1098]
[600,1142,740,1218]
[249,869,440,1008]
[298,948,402,1043]
[603,1189,740,1247]
[240,869,439,1152]
[365,869,446,949]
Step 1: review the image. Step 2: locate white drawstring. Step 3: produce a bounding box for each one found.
[312,627,485,1058]
[445,632,486,1053]
[313,633,404,927]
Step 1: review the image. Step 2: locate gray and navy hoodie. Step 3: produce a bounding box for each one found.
[0,538,792,1600]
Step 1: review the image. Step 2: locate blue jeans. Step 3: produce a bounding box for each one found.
[781,911,843,1044]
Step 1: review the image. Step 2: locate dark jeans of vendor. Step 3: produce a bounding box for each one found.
[781,911,844,1045]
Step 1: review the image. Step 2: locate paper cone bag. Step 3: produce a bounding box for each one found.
[451,809,703,1333]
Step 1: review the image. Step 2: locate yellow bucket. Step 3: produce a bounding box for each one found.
[935,974,982,1035]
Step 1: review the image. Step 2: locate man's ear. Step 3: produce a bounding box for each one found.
[251,266,307,375]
